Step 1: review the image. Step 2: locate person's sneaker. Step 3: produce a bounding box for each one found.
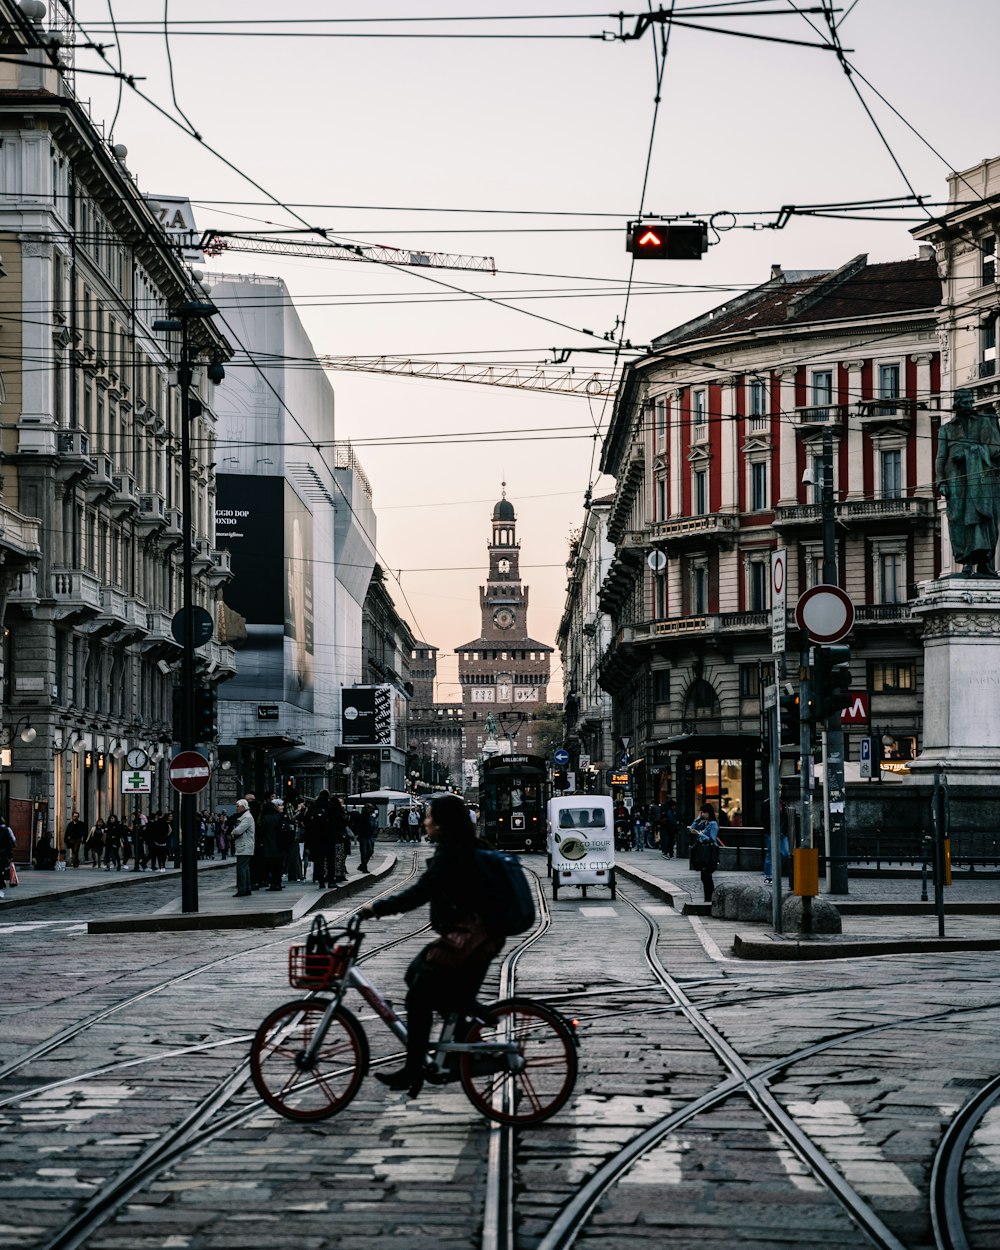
[0,888,5,899]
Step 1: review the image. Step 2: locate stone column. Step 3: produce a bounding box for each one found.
[908,580,1000,782]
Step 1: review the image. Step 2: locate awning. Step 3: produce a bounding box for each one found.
[272,747,334,768]
[661,733,761,756]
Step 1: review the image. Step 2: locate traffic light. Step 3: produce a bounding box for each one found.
[193,685,217,742]
[779,686,800,746]
[812,645,852,720]
[552,768,568,792]
[626,221,708,260]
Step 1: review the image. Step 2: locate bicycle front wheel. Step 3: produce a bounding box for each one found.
[251,998,369,1121]
[459,997,577,1126]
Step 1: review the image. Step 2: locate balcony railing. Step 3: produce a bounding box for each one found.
[855,604,914,624]
[649,514,739,544]
[795,403,847,428]
[0,504,42,558]
[52,568,102,612]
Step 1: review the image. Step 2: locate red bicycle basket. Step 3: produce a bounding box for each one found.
[288,943,350,989]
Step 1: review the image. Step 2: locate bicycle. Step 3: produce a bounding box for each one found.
[250,913,579,1126]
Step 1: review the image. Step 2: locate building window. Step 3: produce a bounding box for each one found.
[739,662,774,699]
[869,661,916,693]
[878,363,901,413]
[655,476,666,522]
[692,389,707,440]
[878,550,906,604]
[691,563,708,615]
[747,558,769,612]
[748,377,767,432]
[653,669,671,704]
[750,460,768,511]
[982,233,996,286]
[655,396,666,446]
[693,468,707,514]
[804,545,824,589]
[880,448,902,499]
[981,316,997,378]
[654,572,667,619]
[811,370,833,417]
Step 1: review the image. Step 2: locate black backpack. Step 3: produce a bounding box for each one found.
[474,849,536,936]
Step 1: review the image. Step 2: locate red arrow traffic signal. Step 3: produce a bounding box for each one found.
[627,221,708,259]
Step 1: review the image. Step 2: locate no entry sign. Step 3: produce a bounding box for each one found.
[168,750,211,795]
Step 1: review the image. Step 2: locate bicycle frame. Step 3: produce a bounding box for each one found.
[299,956,522,1078]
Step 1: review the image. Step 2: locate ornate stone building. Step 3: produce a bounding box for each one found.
[456,490,553,771]
[0,12,234,848]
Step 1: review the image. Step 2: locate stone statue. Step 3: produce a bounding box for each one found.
[935,388,1000,577]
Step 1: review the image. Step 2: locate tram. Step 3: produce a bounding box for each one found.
[479,753,548,853]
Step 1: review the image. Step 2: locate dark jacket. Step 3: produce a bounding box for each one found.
[258,808,284,859]
[372,844,489,934]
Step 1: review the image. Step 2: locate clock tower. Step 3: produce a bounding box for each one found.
[456,486,553,760]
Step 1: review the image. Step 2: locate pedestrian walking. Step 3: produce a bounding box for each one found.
[0,817,15,899]
[689,803,722,903]
[146,812,170,871]
[231,799,255,897]
[86,817,105,867]
[407,805,421,844]
[103,815,122,871]
[64,811,86,868]
[659,796,679,858]
[258,799,286,891]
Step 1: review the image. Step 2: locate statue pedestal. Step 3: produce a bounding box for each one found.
[907,577,1000,784]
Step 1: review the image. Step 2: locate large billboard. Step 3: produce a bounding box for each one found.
[216,475,314,710]
[342,685,393,745]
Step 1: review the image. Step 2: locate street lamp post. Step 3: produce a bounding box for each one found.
[154,300,219,914]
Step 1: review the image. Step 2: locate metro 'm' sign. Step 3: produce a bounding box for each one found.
[841,692,869,724]
[627,221,708,260]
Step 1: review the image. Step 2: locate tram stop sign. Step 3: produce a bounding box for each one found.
[168,750,212,795]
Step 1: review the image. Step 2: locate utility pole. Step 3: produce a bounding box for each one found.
[821,426,849,893]
[154,300,221,914]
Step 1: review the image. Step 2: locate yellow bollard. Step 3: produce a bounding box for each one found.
[793,847,819,897]
[943,838,952,887]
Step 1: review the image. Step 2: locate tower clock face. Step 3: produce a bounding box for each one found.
[498,559,511,573]
[494,608,515,630]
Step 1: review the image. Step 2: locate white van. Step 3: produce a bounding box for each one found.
[546,796,616,901]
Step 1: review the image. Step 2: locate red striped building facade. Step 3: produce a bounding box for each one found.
[596,253,942,825]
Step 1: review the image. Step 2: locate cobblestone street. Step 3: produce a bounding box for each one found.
[2,854,998,1249]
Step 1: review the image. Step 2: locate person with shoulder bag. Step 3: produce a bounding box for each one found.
[689,803,722,903]
[358,794,505,1097]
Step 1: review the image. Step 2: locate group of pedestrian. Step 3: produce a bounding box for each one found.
[59,809,176,873]
[229,790,380,900]
[391,803,426,844]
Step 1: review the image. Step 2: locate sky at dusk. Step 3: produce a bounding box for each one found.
[71,1,1000,700]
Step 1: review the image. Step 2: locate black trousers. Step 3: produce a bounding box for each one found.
[402,947,496,1076]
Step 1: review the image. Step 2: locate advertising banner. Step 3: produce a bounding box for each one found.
[216,474,314,710]
[342,685,393,745]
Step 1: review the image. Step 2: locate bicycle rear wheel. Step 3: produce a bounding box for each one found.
[251,998,368,1121]
[459,997,577,1126]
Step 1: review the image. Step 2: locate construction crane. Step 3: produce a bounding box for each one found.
[195,230,497,274]
[315,356,617,398]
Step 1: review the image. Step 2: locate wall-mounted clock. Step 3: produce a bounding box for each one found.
[126,747,148,770]
[494,608,515,630]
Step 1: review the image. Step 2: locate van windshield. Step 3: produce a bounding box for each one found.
[557,808,607,829]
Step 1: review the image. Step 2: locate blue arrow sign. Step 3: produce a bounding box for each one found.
[553,748,569,766]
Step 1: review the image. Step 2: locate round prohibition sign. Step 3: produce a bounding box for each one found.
[794,585,855,643]
[771,552,785,596]
[168,750,212,795]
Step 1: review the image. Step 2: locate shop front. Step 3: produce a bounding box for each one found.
[665,734,761,831]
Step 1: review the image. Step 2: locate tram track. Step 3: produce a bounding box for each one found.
[532,884,1000,1250]
[930,1073,1000,1250]
[3,857,427,1250]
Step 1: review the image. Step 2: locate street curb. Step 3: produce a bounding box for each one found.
[732,934,1000,960]
[614,861,692,910]
[0,859,231,909]
[86,855,397,934]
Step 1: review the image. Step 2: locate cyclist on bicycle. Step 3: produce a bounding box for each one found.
[358,793,504,1096]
